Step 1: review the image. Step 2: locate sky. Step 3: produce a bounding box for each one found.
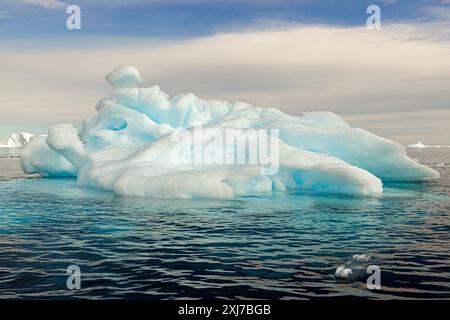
[0,0,449,144]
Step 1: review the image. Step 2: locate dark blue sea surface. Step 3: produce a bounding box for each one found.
[0,147,449,299]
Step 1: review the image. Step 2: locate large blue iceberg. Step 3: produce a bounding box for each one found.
[21,66,438,199]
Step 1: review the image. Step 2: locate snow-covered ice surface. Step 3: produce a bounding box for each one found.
[21,66,438,199]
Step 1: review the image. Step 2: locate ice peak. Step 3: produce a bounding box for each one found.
[105,65,142,89]
[6,132,34,148]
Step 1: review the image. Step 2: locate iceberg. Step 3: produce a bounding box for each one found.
[0,132,34,148]
[408,141,429,148]
[20,66,439,199]
[407,141,449,149]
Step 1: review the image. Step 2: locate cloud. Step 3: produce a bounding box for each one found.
[12,0,67,9]
[0,11,12,18]
[424,6,450,20]
[0,23,449,144]
[382,0,400,5]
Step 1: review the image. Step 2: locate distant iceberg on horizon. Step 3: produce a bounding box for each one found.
[20,66,439,199]
[0,132,34,148]
[407,141,450,149]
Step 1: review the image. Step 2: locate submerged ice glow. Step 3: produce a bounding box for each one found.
[21,66,438,199]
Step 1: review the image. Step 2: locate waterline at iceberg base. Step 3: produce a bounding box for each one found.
[21,66,438,199]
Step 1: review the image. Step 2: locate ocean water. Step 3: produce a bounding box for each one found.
[0,147,449,299]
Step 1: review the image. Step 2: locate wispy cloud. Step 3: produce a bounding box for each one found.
[382,0,400,5]
[12,0,67,9]
[0,10,12,18]
[425,5,450,19]
[0,22,449,144]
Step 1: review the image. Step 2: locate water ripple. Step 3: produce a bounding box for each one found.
[0,149,449,299]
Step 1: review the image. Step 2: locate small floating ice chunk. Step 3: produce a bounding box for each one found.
[335,266,353,279]
[352,254,371,263]
[335,253,374,279]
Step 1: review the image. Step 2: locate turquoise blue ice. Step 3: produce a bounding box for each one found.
[20,66,438,199]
